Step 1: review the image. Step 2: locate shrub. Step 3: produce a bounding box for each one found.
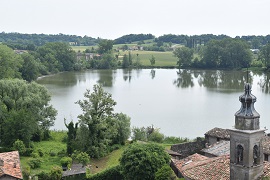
[37,171,50,180]
[28,158,41,169]
[50,166,62,180]
[120,143,170,180]
[60,157,72,169]
[155,164,177,180]
[50,151,57,157]
[87,165,123,180]
[38,148,44,157]
[22,166,31,180]
[13,139,26,154]
[75,152,90,167]
[148,131,165,143]
[30,152,39,158]
[58,149,66,157]
[23,148,34,156]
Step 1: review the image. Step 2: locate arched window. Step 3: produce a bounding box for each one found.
[253,145,259,165]
[237,144,244,164]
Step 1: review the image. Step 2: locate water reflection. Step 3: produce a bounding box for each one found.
[97,70,114,87]
[173,69,194,88]
[150,69,156,79]
[198,70,252,92]
[38,72,77,87]
[258,73,270,94]
[123,69,132,82]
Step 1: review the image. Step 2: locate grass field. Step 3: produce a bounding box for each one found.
[117,50,178,67]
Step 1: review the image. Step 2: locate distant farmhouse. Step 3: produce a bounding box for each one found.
[170,83,270,179]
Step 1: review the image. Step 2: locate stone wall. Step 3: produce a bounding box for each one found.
[170,137,206,158]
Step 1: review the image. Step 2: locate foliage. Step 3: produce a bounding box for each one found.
[201,38,252,69]
[87,165,123,180]
[173,46,194,68]
[64,120,78,155]
[76,84,130,158]
[148,130,165,143]
[163,136,189,144]
[20,53,41,82]
[132,125,164,143]
[49,166,62,180]
[22,166,31,180]
[0,44,22,79]
[97,40,113,54]
[119,143,170,180]
[35,42,76,73]
[122,54,129,68]
[114,34,154,44]
[60,157,72,169]
[0,79,57,147]
[131,127,147,141]
[28,158,41,169]
[149,55,156,66]
[13,139,26,154]
[155,164,177,180]
[74,152,90,167]
[259,43,270,69]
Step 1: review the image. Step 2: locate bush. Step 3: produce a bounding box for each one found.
[13,139,26,154]
[50,151,57,157]
[60,157,72,169]
[38,148,44,157]
[155,165,177,180]
[23,148,34,156]
[87,165,123,180]
[58,149,66,157]
[28,158,41,169]
[148,131,164,143]
[163,136,189,144]
[37,171,50,180]
[30,152,39,158]
[22,166,31,180]
[50,166,62,180]
[119,143,170,180]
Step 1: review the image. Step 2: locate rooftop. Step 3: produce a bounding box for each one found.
[204,127,230,139]
[0,151,23,179]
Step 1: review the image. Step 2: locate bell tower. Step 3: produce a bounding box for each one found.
[230,83,265,180]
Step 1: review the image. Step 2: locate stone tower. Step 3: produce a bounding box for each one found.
[230,83,265,180]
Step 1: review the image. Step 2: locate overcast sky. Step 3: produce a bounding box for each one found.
[1,0,269,39]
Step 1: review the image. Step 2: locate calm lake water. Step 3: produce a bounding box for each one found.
[37,69,270,139]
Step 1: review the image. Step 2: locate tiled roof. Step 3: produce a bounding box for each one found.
[172,154,270,180]
[201,140,230,157]
[0,151,23,179]
[204,127,230,139]
[62,163,86,177]
[263,136,270,155]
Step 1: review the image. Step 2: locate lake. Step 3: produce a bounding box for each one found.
[37,69,270,139]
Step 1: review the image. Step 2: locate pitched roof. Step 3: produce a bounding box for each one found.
[172,154,270,180]
[201,140,230,157]
[0,151,23,179]
[204,127,230,139]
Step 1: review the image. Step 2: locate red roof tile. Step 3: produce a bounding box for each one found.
[0,151,23,179]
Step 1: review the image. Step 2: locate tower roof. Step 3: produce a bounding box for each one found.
[235,83,259,118]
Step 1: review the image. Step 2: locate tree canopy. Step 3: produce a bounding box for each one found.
[0,79,57,147]
[119,143,170,180]
[75,84,130,158]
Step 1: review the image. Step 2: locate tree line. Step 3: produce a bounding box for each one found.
[173,38,270,70]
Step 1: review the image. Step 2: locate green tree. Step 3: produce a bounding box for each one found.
[122,54,130,68]
[119,143,170,180]
[13,139,26,154]
[75,152,90,167]
[97,40,114,54]
[49,166,62,180]
[149,55,156,66]
[259,43,270,69]
[20,53,41,82]
[173,46,194,68]
[64,120,78,155]
[0,79,57,147]
[76,84,116,158]
[0,44,22,79]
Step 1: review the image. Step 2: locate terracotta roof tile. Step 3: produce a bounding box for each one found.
[0,151,23,179]
[172,154,270,180]
[205,127,230,139]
